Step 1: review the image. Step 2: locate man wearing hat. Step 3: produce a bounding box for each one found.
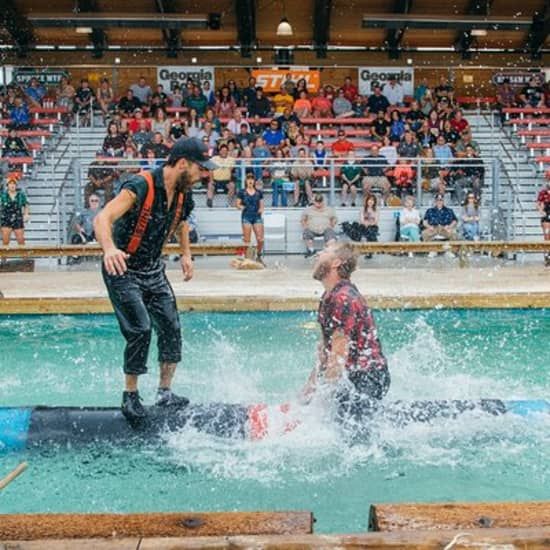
[94,138,217,424]
[422,194,458,242]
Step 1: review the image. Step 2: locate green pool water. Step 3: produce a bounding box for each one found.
[0,310,548,532]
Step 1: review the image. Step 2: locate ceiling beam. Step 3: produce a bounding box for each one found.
[76,0,107,59]
[455,0,492,60]
[385,0,412,60]
[154,0,180,58]
[362,13,531,31]
[235,0,256,58]
[0,0,35,57]
[527,2,550,59]
[313,0,332,59]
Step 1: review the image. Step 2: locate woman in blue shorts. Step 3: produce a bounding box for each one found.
[236,172,264,261]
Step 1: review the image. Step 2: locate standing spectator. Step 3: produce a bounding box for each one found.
[236,172,264,261]
[332,88,353,118]
[248,87,272,118]
[269,148,290,207]
[342,76,358,102]
[383,77,404,106]
[273,85,295,115]
[291,147,314,207]
[293,90,312,118]
[186,84,208,116]
[242,77,258,109]
[366,85,390,114]
[399,195,421,242]
[536,181,550,265]
[361,194,379,256]
[96,78,115,123]
[301,193,338,257]
[461,193,480,241]
[422,194,458,241]
[331,129,354,158]
[362,145,391,202]
[130,76,152,106]
[339,151,362,207]
[311,88,333,118]
[72,193,101,244]
[25,77,46,107]
[2,128,29,157]
[73,79,95,125]
[207,143,235,207]
[1,177,29,245]
[117,89,142,118]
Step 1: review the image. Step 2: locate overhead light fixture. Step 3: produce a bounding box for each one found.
[276,17,293,36]
[471,29,488,36]
[191,57,197,63]
[75,26,93,33]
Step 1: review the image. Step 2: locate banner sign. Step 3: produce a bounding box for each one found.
[157,66,215,91]
[491,71,545,88]
[358,67,414,96]
[250,69,321,93]
[13,67,68,86]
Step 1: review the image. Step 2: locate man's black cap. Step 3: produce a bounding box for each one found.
[168,137,218,170]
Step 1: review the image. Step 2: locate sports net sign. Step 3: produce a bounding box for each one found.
[250,69,321,93]
[157,66,215,91]
[358,67,414,96]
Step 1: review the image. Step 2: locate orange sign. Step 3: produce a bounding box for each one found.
[251,69,320,93]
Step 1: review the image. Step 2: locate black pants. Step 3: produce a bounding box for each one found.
[102,263,182,375]
[334,366,391,439]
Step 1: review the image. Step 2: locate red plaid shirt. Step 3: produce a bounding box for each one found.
[318,279,387,372]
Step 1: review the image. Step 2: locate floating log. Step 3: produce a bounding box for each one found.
[369,502,550,531]
[0,511,313,540]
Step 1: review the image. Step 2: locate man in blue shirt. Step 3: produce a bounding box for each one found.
[262,119,285,150]
[25,77,46,107]
[422,194,458,241]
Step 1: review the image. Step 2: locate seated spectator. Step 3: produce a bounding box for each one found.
[433,134,454,166]
[294,78,308,99]
[435,76,454,104]
[363,144,391,203]
[278,107,301,133]
[185,108,201,138]
[9,96,31,129]
[301,193,338,257]
[461,193,481,241]
[397,131,420,158]
[186,84,208,116]
[496,78,516,124]
[420,89,435,116]
[311,88,333,118]
[2,128,29,157]
[96,78,115,122]
[392,158,415,193]
[389,109,406,142]
[197,121,220,149]
[416,119,436,148]
[151,108,171,140]
[405,100,425,132]
[414,78,429,103]
[147,132,170,159]
[450,109,469,134]
[273,85,295,115]
[130,76,153,106]
[361,194,379,257]
[250,114,266,138]
[242,77,258,110]
[422,194,458,241]
[342,76,358,103]
[519,76,544,108]
[372,110,390,141]
[216,126,233,149]
[131,119,154,149]
[207,143,235,207]
[270,148,291,207]
[102,122,126,157]
[227,80,242,106]
[84,159,115,205]
[331,129,354,158]
[451,145,484,202]
[339,151,362,207]
[420,146,447,195]
[291,147,314,207]
[442,119,460,146]
[25,77,46,107]
[263,119,285,150]
[332,88,353,118]
[71,193,101,244]
[202,80,216,106]
[152,84,169,109]
[248,87,272,118]
[127,108,150,134]
[168,117,186,142]
[427,109,442,138]
[367,86,390,115]
[383,77,404,106]
[227,108,250,135]
[205,107,222,133]
[140,147,162,170]
[117,89,142,118]
[352,95,367,117]
[285,120,303,147]
[399,195,421,242]
[293,90,312,118]
[313,140,328,168]
[252,136,271,183]
[379,135,398,166]
[170,84,184,108]
[235,123,255,149]
[215,86,237,118]
[455,130,481,157]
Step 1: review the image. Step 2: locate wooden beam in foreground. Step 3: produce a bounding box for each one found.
[0,243,244,259]
[1,527,549,549]
[0,512,312,540]
[369,502,550,531]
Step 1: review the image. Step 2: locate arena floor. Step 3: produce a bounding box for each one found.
[1,256,549,313]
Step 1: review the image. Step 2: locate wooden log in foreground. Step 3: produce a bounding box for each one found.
[0,512,312,540]
[1,527,550,549]
[369,502,550,532]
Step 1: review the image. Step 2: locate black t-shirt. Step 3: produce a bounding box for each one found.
[367,94,390,114]
[118,96,142,114]
[521,85,543,105]
[113,167,188,270]
[373,118,389,137]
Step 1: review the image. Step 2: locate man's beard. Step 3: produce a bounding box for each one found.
[175,171,194,193]
[312,258,331,281]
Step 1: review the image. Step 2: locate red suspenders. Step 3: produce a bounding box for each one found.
[126,171,185,255]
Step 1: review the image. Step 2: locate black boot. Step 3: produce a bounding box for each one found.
[121,391,147,424]
[155,388,190,408]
